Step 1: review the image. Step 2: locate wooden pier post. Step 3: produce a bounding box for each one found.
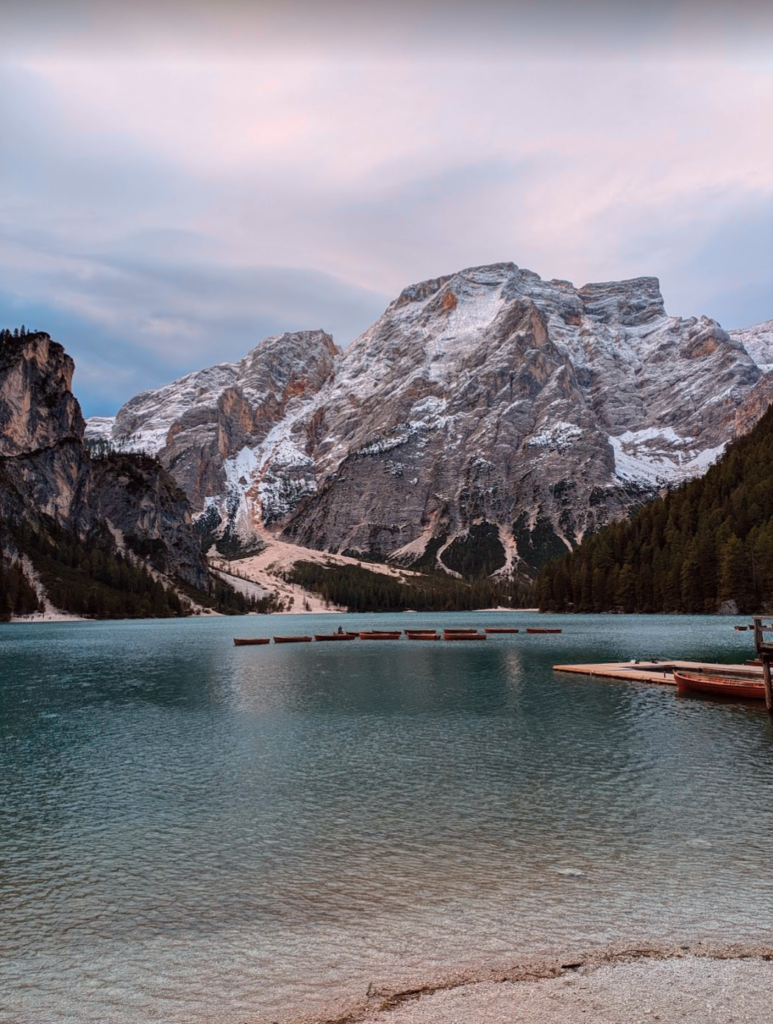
[752,616,773,715]
[762,656,773,715]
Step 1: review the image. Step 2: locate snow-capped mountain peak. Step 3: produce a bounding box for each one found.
[87,265,772,576]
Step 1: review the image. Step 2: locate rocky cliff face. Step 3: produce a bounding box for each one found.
[0,332,208,589]
[1,333,89,529]
[87,266,773,577]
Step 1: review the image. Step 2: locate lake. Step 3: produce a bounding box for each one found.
[1,612,772,1023]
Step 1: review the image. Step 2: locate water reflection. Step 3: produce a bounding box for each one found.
[1,613,772,1024]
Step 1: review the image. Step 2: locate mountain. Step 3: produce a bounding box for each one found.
[86,264,773,579]
[536,402,773,615]
[0,329,260,618]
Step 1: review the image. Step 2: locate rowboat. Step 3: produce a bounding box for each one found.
[405,629,437,634]
[314,633,358,641]
[674,671,766,700]
[233,638,270,646]
[444,632,486,640]
[407,633,440,640]
[734,626,749,631]
[484,628,519,634]
[526,628,562,634]
[359,632,401,640]
[443,628,477,634]
[273,636,313,643]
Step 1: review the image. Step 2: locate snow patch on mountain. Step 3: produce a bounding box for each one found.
[84,416,115,441]
[731,319,773,373]
[609,428,726,485]
[526,422,585,452]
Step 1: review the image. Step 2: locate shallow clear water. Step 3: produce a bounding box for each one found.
[1,613,772,1023]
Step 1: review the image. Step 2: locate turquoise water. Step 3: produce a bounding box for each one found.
[1,613,772,1023]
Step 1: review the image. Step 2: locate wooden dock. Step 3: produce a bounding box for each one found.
[553,660,764,688]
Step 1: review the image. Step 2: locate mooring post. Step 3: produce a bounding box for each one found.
[752,616,773,715]
[763,655,773,716]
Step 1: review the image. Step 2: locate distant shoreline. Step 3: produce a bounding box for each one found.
[6,607,542,624]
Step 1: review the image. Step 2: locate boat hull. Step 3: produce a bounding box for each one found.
[314,634,358,641]
[359,632,401,640]
[233,638,270,646]
[526,628,562,634]
[273,636,313,643]
[444,633,486,640]
[674,671,766,700]
[407,633,440,640]
[484,628,519,634]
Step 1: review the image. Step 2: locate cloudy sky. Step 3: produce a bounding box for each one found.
[1,0,772,415]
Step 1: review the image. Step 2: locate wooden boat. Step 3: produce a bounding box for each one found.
[405,629,437,634]
[444,632,486,640]
[233,637,270,646]
[526,628,562,634]
[674,670,766,700]
[273,635,313,643]
[314,633,358,641]
[359,632,401,640]
[407,633,440,640]
[484,628,520,634]
[734,625,749,631]
[443,628,477,634]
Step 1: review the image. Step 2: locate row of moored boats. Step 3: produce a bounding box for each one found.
[234,626,562,646]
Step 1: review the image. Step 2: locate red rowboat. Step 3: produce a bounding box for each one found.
[526,628,562,634]
[359,632,401,640]
[273,636,313,643]
[484,628,520,634]
[407,633,440,640]
[444,633,486,640]
[314,633,358,641]
[674,671,766,700]
[233,638,270,646]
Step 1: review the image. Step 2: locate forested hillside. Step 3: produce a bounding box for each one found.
[537,404,773,614]
[287,561,533,613]
[0,515,272,621]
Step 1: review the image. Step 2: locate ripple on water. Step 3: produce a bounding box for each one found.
[1,613,772,1023]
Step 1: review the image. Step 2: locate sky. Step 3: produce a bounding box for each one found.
[1,0,772,416]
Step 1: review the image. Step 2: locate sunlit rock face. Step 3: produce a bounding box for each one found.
[87,266,773,576]
[1,332,88,525]
[0,332,208,588]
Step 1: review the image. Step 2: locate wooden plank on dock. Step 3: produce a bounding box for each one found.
[552,660,764,688]
[553,663,677,685]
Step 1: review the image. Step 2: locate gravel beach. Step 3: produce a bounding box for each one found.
[302,947,773,1024]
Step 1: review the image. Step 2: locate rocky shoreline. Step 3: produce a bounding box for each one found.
[289,943,773,1024]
